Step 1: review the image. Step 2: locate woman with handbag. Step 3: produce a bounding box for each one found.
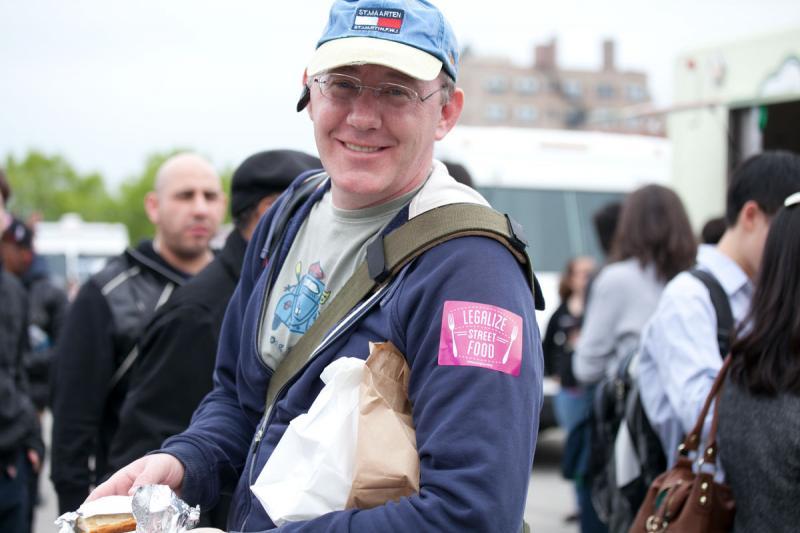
[718,192,800,532]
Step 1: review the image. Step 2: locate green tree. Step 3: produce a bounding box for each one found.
[5,149,232,243]
[4,151,116,222]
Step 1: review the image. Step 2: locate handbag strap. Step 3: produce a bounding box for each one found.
[264,203,544,410]
[679,355,732,466]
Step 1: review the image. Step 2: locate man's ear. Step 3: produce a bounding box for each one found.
[738,200,763,231]
[435,87,464,141]
[144,191,159,225]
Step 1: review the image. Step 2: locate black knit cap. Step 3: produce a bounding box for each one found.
[1,217,34,249]
[231,149,321,217]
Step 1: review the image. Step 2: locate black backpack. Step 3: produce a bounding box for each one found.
[589,267,734,529]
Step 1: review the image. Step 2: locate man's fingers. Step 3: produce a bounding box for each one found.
[88,472,134,501]
[88,461,143,501]
[27,449,41,473]
[87,455,185,503]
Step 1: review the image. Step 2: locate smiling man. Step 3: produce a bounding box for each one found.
[51,152,226,514]
[92,2,544,532]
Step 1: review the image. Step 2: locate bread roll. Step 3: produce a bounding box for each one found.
[76,513,136,533]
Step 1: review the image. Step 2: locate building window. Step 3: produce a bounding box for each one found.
[625,84,646,102]
[596,83,616,99]
[486,103,508,122]
[484,76,509,94]
[515,76,539,95]
[592,108,612,123]
[563,79,582,98]
[515,105,538,123]
[625,117,641,130]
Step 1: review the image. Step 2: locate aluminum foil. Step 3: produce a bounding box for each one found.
[132,485,200,532]
[54,485,200,533]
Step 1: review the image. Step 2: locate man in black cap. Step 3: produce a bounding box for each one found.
[2,217,68,533]
[0,172,43,533]
[2,218,69,414]
[105,149,320,526]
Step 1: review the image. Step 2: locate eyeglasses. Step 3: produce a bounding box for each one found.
[785,191,800,208]
[312,73,446,109]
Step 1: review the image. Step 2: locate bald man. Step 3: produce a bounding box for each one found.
[50,153,226,513]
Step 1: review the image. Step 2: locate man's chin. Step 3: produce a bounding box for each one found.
[170,242,212,261]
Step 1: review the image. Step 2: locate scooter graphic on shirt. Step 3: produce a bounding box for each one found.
[273,261,331,334]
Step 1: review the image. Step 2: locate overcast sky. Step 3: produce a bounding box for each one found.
[2,0,798,188]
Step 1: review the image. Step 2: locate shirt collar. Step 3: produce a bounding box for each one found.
[696,243,752,298]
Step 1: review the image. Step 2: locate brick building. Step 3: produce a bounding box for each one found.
[457,39,664,136]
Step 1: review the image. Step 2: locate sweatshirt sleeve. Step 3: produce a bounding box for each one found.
[573,266,622,383]
[50,280,115,513]
[271,236,543,533]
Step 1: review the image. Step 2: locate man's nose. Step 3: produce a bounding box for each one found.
[346,90,382,130]
[191,193,212,216]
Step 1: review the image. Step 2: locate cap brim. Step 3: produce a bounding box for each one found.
[306,37,443,81]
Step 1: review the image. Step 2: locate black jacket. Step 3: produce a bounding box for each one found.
[20,255,69,410]
[50,241,189,514]
[541,301,582,387]
[108,231,247,472]
[0,268,43,466]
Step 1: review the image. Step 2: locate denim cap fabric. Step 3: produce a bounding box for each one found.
[306,0,459,82]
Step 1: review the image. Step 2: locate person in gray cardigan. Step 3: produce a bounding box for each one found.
[572,184,696,532]
[719,192,800,532]
[574,185,696,384]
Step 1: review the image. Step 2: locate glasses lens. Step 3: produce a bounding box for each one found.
[319,74,360,100]
[377,83,416,107]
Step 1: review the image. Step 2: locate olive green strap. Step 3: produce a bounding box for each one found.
[264,203,541,410]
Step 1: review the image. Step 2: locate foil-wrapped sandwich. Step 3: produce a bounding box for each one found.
[56,485,199,533]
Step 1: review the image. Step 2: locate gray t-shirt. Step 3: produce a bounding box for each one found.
[258,186,418,370]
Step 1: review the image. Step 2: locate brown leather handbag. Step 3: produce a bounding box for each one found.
[629,356,735,532]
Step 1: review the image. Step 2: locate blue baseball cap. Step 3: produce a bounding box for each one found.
[306,0,459,82]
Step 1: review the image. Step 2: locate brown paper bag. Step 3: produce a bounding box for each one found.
[345,341,419,509]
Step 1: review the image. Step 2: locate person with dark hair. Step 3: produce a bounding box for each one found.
[572,185,696,532]
[544,256,595,380]
[2,218,68,532]
[441,160,473,187]
[700,216,726,244]
[2,218,69,413]
[106,149,319,528]
[0,168,12,232]
[574,185,696,384]
[639,150,800,472]
[0,171,44,533]
[718,192,800,532]
[542,256,594,524]
[592,201,622,256]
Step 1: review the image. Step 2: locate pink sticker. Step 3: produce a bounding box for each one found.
[437,300,523,376]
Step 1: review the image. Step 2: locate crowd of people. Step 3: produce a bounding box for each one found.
[543,151,800,532]
[1,1,799,532]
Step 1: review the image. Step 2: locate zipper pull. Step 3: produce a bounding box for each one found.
[251,421,266,454]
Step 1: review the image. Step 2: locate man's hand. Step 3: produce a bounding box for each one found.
[88,454,185,501]
[27,449,41,474]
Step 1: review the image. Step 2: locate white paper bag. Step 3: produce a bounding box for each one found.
[251,357,365,526]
